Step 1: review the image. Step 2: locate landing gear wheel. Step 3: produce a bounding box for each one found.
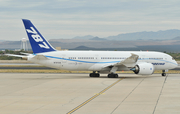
[115,74,118,78]
[108,73,118,78]
[90,73,93,77]
[108,74,111,78]
[162,70,166,77]
[95,73,100,77]
[162,73,166,76]
[89,73,100,77]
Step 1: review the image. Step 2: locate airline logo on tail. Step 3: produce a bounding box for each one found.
[26,27,50,49]
[22,19,56,54]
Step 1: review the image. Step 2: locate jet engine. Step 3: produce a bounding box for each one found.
[132,63,154,75]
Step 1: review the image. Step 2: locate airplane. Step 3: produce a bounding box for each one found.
[6,19,178,78]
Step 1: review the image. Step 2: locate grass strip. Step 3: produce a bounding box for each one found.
[0,65,44,67]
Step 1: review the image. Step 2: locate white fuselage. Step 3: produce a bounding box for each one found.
[28,51,177,73]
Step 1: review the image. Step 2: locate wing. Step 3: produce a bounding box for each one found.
[106,53,139,73]
[104,53,139,71]
[114,53,139,68]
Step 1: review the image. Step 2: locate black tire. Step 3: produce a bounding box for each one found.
[108,74,111,78]
[89,73,93,77]
[108,73,118,78]
[96,73,100,77]
[162,73,166,76]
[115,74,118,78]
[90,73,100,77]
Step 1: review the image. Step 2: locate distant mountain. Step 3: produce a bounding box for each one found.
[71,46,95,50]
[3,29,180,52]
[73,35,94,40]
[1,39,180,52]
[0,40,6,42]
[71,29,180,41]
[105,29,180,41]
[90,37,107,40]
[172,36,180,40]
[0,41,31,50]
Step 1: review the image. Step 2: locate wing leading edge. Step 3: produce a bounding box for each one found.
[114,53,139,67]
[103,53,139,73]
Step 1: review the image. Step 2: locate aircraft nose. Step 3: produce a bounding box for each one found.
[173,60,178,69]
[175,60,178,65]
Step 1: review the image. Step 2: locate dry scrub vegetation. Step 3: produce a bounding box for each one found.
[0,69,179,74]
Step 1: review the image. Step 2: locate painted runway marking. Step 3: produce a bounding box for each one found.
[67,78,125,114]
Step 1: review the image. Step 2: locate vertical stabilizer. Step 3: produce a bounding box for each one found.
[22,19,56,54]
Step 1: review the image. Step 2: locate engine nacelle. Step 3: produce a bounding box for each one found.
[133,63,154,75]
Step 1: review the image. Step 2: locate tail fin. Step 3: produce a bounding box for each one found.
[22,19,56,54]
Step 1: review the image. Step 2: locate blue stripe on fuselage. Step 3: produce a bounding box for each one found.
[44,55,177,66]
[45,55,120,64]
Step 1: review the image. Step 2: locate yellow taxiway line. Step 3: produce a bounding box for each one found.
[67,78,125,114]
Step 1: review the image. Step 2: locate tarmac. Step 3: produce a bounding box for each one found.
[0,73,179,114]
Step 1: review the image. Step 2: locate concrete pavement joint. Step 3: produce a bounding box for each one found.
[110,77,145,114]
[153,74,168,114]
[67,78,125,114]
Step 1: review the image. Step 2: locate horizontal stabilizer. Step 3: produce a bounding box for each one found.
[5,54,26,58]
[20,52,32,55]
[5,54,28,60]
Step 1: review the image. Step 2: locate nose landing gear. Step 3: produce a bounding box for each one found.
[162,70,167,76]
[162,72,166,76]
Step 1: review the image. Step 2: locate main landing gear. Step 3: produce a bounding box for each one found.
[108,73,118,78]
[89,71,100,77]
[89,71,119,78]
[162,70,166,76]
[107,66,119,78]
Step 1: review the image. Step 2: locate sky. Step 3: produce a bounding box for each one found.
[1,0,180,41]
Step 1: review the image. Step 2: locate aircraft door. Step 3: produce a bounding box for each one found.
[94,54,99,62]
[62,55,67,63]
[60,55,67,68]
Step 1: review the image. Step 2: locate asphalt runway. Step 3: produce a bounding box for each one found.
[0,73,179,114]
